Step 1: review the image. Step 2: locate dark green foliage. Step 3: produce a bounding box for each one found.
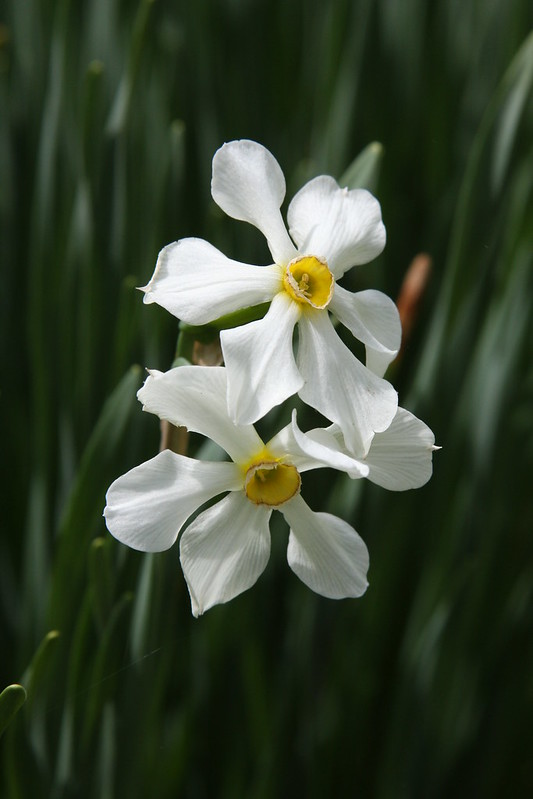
[1,1,532,796]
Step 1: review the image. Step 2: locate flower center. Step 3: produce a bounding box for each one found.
[244,459,301,507]
[283,255,334,309]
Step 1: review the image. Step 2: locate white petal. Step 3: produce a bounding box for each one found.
[287,175,386,278]
[104,450,241,552]
[289,411,369,478]
[362,407,437,490]
[138,366,263,464]
[221,291,303,425]
[266,417,329,473]
[180,491,272,617]
[211,140,297,265]
[297,310,398,456]
[365,349,396,380]
[140,238,281,325]
[282,495,369,599]
[330,286,401,377]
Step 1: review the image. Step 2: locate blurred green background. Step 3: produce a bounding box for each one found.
[1,0,533,796]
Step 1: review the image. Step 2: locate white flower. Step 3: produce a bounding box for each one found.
[104,366,369,616]
[141,140,401,457]
[104,366,437,617]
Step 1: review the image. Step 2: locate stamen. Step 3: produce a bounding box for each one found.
[299,273,310,295]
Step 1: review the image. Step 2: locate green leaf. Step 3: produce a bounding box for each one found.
[339,142,384,192]
[106,0,156,136]
[95,703,116,799]
[21,630,61,696]
[130,554,157,662]
[21,630,61,768]
[81,592,133,752]
[491,31,533,194]
[412,29,533,404]
[0,685,27,737]
[49,366,143,628]
[88,538,115,632]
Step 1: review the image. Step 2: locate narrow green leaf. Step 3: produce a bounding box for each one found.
[130,554,156,662]
[81,592,133,752]
[412,29,533,404]
[21,630,61,769]
[81,60,105,179]
[491,31,533,194]
[21,473,50,648]
[94,703,116,799]
[169,119,186,186]
[59,364,142,534]
[326,473,364,519]
[106,0,156,136]
[49,366,142,627]
[88,538,115,631]
[21,630,61,696]
[54,592,93,789]
[339,142,384,192]
[0,685,27,737]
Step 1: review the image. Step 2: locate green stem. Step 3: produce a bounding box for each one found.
[174,300,271,363]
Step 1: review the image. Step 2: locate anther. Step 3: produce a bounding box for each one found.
[299,273,310,295]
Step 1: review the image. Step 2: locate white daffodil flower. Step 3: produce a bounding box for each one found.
[104,366,437,617]
[104,366,369,617]
[141,140,401,457]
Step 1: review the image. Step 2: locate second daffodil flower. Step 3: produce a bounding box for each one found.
[104,366,437,617]
[141,140,400,457]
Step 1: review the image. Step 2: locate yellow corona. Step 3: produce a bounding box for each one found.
[283,255,334,309]
[244,457,301,506]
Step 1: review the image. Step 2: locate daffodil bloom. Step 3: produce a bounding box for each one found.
[104,366,436,617]
[141,140,400,456]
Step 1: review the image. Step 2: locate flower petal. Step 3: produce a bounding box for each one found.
[266,416,330,473]
[297,310,398,456]
[282,494,369,599]
[104,450,242,552]
[141,238,281,325]
[180,491,272,617]
[313,408,437,490]
[211,140,297,265]
[287,176,386,278]
[330,286,401,377]
[362,407,437,490]
[365,349,396,380]
[221,291,304,425]
[138,366,263,464]
[289,411,369,478]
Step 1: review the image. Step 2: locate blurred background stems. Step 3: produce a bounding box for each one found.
[411,29,533,404]
[1,1,532,797]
